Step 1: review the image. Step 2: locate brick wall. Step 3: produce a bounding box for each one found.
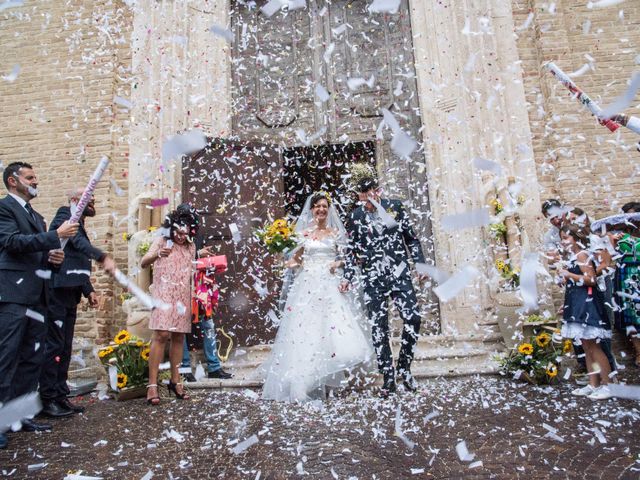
[0,1,132,346]
[513,0,640,216]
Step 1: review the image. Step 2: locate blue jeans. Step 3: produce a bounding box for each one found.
[181,319,222,373]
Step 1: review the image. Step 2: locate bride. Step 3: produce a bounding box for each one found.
[261,192,375,402]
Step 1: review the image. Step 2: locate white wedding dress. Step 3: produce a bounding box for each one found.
[261,235,375,402]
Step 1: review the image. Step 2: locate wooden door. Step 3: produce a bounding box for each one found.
[182,139,284,346]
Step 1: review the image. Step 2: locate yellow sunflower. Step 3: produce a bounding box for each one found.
[518,343,534,355]
[495,259,506,272]
[114,330,131,345]
[545,364,558,378]
[141,347,150,361]
[135,340,144,347]
[563,339,573,354]
[116,373,128,389]
[535,333,551,348]
[98,346,114,358]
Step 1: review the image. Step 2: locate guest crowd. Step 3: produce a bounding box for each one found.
[542,198,640,400]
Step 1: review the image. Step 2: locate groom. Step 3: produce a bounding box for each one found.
[340,169,426,396]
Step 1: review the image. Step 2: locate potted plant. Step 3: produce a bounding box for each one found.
[97,329,150,401]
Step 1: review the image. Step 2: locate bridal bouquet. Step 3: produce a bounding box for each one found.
[256,218,298,254]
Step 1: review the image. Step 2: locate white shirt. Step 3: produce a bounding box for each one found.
[8,192,30,214]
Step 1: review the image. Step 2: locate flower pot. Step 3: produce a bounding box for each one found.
[116,385,147,401]
[495,291,524,349]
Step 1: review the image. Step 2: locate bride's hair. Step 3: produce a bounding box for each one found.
[310,191,331,207]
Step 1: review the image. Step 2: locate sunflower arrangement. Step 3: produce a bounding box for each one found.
[256,218,298,254]
[489,198,504,215]
[494,259,520,288]
[499,332,566,385]
[489,222,507,239]
[97,329,150,390]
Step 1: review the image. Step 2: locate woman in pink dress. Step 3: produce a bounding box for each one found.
[141,204,199,405]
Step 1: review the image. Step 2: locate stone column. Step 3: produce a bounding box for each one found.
[409,0,544,335]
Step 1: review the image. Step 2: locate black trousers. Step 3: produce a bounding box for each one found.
[39,288,80,402]
[0,303,47,403]
[363,288,422,377]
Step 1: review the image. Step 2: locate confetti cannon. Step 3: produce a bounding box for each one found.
[544,61,621,132]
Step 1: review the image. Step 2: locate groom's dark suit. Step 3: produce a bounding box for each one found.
[344,198,425,380]
[0,195,61,403]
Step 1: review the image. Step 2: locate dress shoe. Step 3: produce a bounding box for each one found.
[42,401,73,418]
[57,398,85,414]
[21,419,52,432]
[208,368,233,379]
[182,372,197,383]
[0,432,7,449]
[399,371,418,392]
[380,374,396,398]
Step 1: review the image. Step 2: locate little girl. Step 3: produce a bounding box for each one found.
[559,224,612,401]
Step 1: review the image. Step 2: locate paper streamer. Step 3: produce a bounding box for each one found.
[433,266,479,302]
[441,208,491,231]
[369,198,398,229]
[232,434,259,455]
[600,72,640,119]
[61,156,110,250]
[544,62,620,132]
[113,268,166,310]
[519,253,539,311]
[0,392,41,432]
[108,365,118,391]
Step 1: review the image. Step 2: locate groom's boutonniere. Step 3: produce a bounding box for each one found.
[386,207,398,219]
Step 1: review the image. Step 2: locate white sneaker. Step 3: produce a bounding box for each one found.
[587,385,612,401]
[571,385,595,396]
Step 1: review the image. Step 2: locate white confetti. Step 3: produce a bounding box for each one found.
[232,434,259,454]
[433,266,479,302]
[367,0,401,14]
[229,223,241,243]
[472,157,502,176]
[2,64,20,82]
[0,392,41,431]
[415,263,450,284]
[456,440,475,462]
[519,253,539,310]
[25,308,44,323]
[347,75,375,91]
[35,269,52,279]
[209,24,234,43]
[315,84,330,102]
[113,96,133,109]
[567,63,593,78]
[516,12,534,31]
[161,129,207,162]
[441,208,491,231]
[587,0,625,8]
[0,0,24,12]
[601,72,640,119]
[163,429,185,443]
[260,0,284,17]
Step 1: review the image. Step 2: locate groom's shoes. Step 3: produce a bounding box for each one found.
[380,374,397,398]
[399,370,418,392]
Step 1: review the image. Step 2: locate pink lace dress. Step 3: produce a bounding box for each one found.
[148,237,195,333]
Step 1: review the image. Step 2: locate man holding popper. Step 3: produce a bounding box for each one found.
[0,162,78,449]
[39,187,115,418]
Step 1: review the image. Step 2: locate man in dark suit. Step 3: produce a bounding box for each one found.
[39,187,115,417]
[0,162,78,449]
[340,172,427,397]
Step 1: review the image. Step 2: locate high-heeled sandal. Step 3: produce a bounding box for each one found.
[146,384,161,406]
[168,380,190,400]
